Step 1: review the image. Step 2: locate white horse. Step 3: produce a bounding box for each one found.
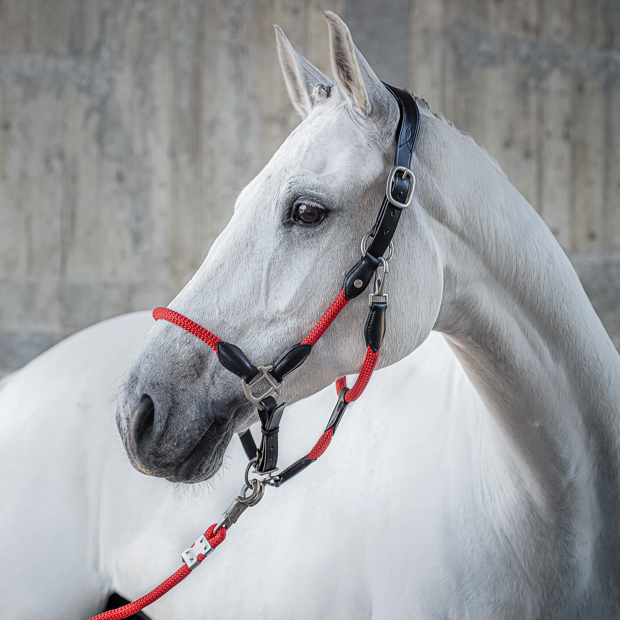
[1,11,619,619]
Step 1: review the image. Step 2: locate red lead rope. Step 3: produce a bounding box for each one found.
[89,526,226,620]
[90,290,378,620]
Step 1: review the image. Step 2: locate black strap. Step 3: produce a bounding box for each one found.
[364,300,387,352]
[239,429,258,461]
[238,85,421,473]
[344,85,420,300]
[255,396,286,473]
[216,341,260,382]
[270,343,312,383]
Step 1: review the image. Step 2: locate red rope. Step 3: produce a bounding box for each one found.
[335,347,380,402]
[301,289,349,347]
[89,525,226,620]
[153,307,221,353]
[307,427,334,460]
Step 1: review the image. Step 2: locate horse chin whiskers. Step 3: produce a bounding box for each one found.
[164,415,233,483]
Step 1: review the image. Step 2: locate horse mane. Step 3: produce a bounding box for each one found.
[413,95,506,177]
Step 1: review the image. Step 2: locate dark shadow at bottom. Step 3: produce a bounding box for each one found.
[104,593,153,619]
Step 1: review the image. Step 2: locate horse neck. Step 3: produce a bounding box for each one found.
[418,119,620,509]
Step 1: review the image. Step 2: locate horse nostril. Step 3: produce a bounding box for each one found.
[133,394,155,448]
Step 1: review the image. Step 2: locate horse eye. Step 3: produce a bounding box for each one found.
[292,203,326,225]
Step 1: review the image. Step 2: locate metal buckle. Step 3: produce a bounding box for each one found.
[181,534,214,570]
[386,165,415,208]
[241,365,282,410]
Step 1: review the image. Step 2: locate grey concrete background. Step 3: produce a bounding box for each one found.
[0,0,619,376]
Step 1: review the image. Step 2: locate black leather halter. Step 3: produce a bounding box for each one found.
[155,84,420,479]
[235,84,420,476]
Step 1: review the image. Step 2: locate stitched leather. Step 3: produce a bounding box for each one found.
[343,254,380,300]
[365,86,420,260]
[343,86,419,298]
[256,397,286,473]
[216,341,260,382]
[271,343,312,382]
[272,456,314,487]
[364,301,387,352]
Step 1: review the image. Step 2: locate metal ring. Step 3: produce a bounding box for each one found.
[360,231,394,262]
[244,457,258,488]
[242,479,265,506]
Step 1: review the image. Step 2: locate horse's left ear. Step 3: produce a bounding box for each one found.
[274,25,333,119]
[324,12,398,138]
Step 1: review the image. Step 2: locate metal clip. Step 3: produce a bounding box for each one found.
[214,496,251,533]
[241,365,282,410]
[213,459,269,534]
[369,257,389,307]
[181,534,215,570]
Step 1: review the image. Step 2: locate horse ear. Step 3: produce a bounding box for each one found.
[324,12,398,135]
[274,25,332,119]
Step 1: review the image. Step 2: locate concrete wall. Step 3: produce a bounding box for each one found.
[0,0,618,375]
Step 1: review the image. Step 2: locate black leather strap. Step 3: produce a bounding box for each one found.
[256,396,286,473]
[343,85,420,300]
[343,254,381,300]
[364,301,387,353]
[239,429,258,461]
[216,341,260,382]
[270,343,312,383]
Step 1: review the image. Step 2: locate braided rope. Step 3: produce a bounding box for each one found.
[335,347,380,403]
[307,427,334,460]
[153,307,221,352]
[301,289,349,347]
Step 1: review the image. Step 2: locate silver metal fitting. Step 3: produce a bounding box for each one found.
[361,232,394,262]
[241,365,282,410]
[369,257,390,307]
[213,458,272,534]
[181,534,215,570]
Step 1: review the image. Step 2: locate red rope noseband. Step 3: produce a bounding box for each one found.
[153,307,221,352]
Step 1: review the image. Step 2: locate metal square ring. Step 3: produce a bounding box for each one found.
[242,365,282,410]
[386,165,416,208]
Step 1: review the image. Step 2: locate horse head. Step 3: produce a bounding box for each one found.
[116,13,443,483]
